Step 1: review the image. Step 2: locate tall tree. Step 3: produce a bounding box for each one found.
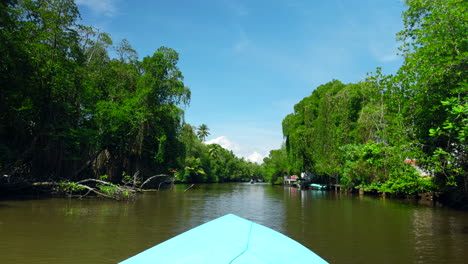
[396,0,467,205]
[0,0,194,188]
[0,0,85,181]
[262,146,288,184]
[197,124,210,142]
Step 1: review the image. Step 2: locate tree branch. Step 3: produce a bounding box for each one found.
[184,184,194,193]
[139,174,170,189]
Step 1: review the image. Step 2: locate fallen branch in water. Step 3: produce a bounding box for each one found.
[77,178,116,186]
[139,174,169,190]
[132,170,140,188]
[74,183,116,199]
[32,181,57,186]
[184,184,195,193]
[30,172,174,199]
[53,179,136,200]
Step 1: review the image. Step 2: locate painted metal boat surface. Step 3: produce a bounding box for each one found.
[119,214,328,264]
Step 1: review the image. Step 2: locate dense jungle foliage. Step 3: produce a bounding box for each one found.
[262,0,467,208]
[0,0,261,193]
[1,0,466,208]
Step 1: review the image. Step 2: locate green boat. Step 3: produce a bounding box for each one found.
[119,214,328,263]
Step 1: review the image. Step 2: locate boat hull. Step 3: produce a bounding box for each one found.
[119,214,328,263]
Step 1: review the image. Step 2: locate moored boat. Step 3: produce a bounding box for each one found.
[310,183,327,190]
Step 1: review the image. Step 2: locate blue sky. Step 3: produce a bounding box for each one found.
[76,0,406,163]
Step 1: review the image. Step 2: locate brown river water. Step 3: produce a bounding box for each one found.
[0,183,467,263]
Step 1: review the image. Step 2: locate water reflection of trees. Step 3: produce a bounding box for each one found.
[411,208,468,264]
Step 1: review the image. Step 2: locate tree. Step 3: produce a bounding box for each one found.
[197,124,210,142]
[262,146,288,184]
[0,0,263,194]
[207,144,222,159]
[396,0,467,206]
[0,0,193,189]
[280,74,436,194]
[0,0,85,182]
[276,0,466,206]
[282,80,370,182]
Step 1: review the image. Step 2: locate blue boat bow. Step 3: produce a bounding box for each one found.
[119,214,328,264]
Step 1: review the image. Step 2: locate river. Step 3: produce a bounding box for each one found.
[0,183,467,263]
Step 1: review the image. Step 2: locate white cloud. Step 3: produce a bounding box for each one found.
[76,0,117,17]
[205,136,241,153]
[204,136,266,164]
[247,152,264,164]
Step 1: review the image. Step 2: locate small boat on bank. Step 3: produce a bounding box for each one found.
[310,183,327,190]
[119,214,328,263]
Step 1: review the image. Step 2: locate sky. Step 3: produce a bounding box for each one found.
[76,0,406,163]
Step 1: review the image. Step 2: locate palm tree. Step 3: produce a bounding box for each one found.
[197,124,210,142]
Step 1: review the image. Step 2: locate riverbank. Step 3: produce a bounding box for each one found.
[280,181,468,210]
